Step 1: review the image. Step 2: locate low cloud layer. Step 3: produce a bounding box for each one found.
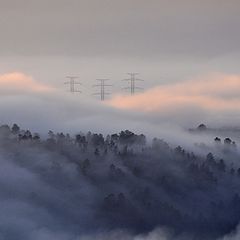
[1,72,240,239]
[0,71,239,147]
[108,73,240,126]
[0,72,55,95]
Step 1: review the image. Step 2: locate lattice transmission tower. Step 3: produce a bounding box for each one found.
[64,76,82,93]
[122,73,144,95]
[93,79,112,101]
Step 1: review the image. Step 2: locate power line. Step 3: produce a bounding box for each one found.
[93,79,112,101]
[122,73,144,95]
[64,76,82,93]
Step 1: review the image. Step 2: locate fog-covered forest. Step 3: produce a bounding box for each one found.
[0,123,240,240]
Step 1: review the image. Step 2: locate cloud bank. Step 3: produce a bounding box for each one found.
[0,71,239,147]
[0,72,55,95]
[1,72,240,239]
[108,73,240,126]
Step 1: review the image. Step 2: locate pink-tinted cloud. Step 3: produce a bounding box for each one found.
[0,72,55,95]
[108,73,240,113]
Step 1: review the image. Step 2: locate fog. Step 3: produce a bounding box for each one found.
[0,121,240,240]
[1,71,240,154]
[1,72,240,136]
[0,72,240,239]
[0,72,239,148]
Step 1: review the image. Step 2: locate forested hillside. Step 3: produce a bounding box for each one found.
[0,124,239,240]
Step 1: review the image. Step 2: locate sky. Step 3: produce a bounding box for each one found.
[1,0,240,87]
[0,0,240,135]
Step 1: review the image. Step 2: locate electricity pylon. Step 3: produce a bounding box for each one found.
[64,76,82,93]
[93,79,112,101]
[122,73,144,95]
